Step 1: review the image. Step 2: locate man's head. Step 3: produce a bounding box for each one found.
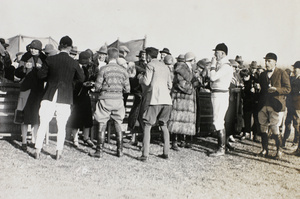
[145,47,159,63]
[213,43,228,61]
[107,47,119,61]
[292,61,300,76]
[137,50,146,61]
[160,48,171,60]
[264,52,277,71]
[58,36,73,51]
[235,55,243,65]
[97,45,108,62]
[164,55,174,65]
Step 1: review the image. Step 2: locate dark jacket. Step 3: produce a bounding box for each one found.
[258,67,291,112]
[291,76,300,110]
[38,52,85,105]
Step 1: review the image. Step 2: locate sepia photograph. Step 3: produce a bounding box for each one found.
[0,0,299,198]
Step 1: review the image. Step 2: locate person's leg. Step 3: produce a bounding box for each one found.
[35,100,56,158]
[55,103,71,159]
[160,125,170,157]
[257,106,269,157]
[142,124,152,158]
[171,133,179,151]
[210,129,226,157]
[269,109,284,159]
[89,123,106,158]
[21,124,28,151]
[83,127,95,148]
[31,124,39,145]
[71,128,79,147]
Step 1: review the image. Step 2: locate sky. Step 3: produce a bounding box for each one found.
[1,0,300,67]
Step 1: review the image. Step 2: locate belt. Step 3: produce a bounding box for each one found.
[211,89,228,93]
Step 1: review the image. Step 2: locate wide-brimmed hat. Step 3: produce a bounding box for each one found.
[70,46,78,55]
[197,58,211,69]
[160,48,171,55]
[136,50,146,57]
[175,54,185,62]
[235,55,243,63]
[97,45,107,54]
[0,38,9,47]
[264,52,277,61]
[213,43,228,55]
[250,61,258,69]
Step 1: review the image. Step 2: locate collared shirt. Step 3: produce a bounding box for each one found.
[267,68,275,78]
[185,62,193,72]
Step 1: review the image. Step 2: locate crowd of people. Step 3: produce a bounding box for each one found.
[0,35,299,161]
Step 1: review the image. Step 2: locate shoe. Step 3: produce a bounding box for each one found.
[226,143,235,151]
[171,144,179,151]
[21,144,27,152]
[209,148,225,157]
[117,149,123,157]
[84,139,96,148]
[34,152,40,160]
[137,156,148,162]
[56,150,62,160]
[253,136,260,143]
[275,150,282,160]
[291,149,300,156]
[256,149,268,158]
[229,135,236,142]
[73,140,79,148]
[89,150,103,158]
[158,154,169,159]
[185,143,192,149]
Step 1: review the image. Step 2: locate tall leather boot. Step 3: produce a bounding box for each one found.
[257,132,268,157]
[274,134,283,160]
[116,131,123,157]
[282,123,291,147]
[210,129,225,157]
[89,124,105,158]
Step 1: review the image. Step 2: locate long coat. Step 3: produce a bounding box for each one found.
[15,52,47,125]
[258,67,291,112]
[168,62,197,135]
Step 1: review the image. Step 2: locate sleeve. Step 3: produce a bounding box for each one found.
[74,62,85,83]
[210,63,231,82]
[276,70,291,95]
[37,59,49,79]
[139,63,153,86]
[123,71,131,93]
[94,67,105,91]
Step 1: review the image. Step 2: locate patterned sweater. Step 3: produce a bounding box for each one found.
[95,60,130,99]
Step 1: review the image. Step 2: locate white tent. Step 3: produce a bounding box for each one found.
[6,35,58,60]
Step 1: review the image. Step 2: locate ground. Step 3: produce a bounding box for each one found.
[0,134,299,199]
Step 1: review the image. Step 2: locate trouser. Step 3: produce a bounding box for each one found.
[142,124,170,157]
[35,100,71,151]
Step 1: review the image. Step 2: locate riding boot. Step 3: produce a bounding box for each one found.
[282,123,291,147]
[116,131,123,157]
[274,134,283,160]
[89,124,105,158]
[257,132,268,157]
[210,129,225,157]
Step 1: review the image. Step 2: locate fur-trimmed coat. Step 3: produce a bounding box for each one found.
[168,62,197,135]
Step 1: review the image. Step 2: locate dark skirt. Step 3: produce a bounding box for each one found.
[67,93,93,129]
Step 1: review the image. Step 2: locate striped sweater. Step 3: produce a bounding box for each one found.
[95,61,130,99]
